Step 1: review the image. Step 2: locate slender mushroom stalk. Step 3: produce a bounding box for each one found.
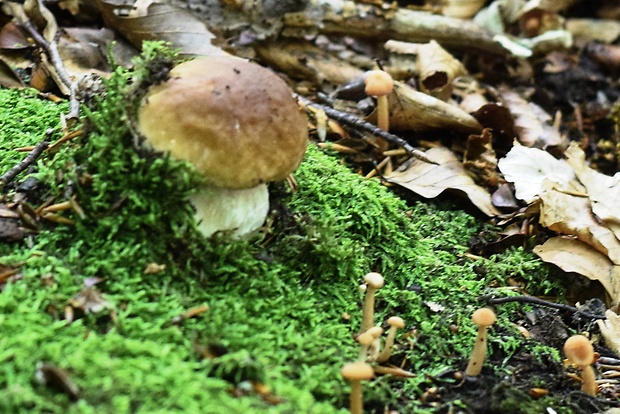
[376,316,405,363]
[357,331,375,362]
[564,335,598,396]
[465,308,496,376]
[364,70,394,152]
[341,362,374,414]
[365,326,384,362]
[360,273,384,334]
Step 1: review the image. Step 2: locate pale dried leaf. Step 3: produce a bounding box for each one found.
[384,81,482,133]
[539,180,620,264]
[597,310,620,355]
[97,1,225,57]
[474,0,527,35]
[498,87,562,148]
[533,237,620,303]
[386,146,500,216]
[564,142,620,239]
[497,143,576,203]
[567,18,620,43]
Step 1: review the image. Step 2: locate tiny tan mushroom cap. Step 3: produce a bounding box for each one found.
[364,70,394,97]
[138,56,308,189]
[363,273,384,289]
[472,308,496,327]
[357,332,376,346]
[366,326,384,338]
[564,335,594,366]
[387,316,405,329]
[341,362,374,381]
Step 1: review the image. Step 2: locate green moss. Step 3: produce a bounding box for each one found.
[0,46,560,413]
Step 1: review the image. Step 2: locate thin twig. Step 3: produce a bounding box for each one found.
[296,95,437,164]
[0,141,50,189]
[484,295,606,320]
[20,20,79,119]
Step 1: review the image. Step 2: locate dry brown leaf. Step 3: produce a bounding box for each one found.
[382,81,482,133]
[97,1,225,57]
[386,146,500,217]
[533,237,620,303]
[538,180,620,264]
[463,128,498,182]
[497,87,562,148]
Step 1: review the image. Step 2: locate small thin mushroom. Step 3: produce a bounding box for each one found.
[359,273,384,334]
[376,316,405,363]
[564,335,598,396]
[465,308,496,376]
[364,70,394,152]
[341,362,374,414]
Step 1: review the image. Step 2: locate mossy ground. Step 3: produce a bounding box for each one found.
[0,48,575,413]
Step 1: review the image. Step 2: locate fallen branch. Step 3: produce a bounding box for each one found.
[296,95,437,164]
[484,295,605,320]
[0,141,50,189]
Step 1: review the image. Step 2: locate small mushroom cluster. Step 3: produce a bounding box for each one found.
[341,272,407,414]
[564,335,598,396]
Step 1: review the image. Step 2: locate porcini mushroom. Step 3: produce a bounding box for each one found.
[137,56,308,237]
[376,316,405,363]
[359,272,384,334]
[341,362,374,414]
[564,335,597,396]
[465,308,496,376]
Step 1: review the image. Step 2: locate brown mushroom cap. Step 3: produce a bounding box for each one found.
[138,56,308,189]
[472,308,496,327]
[564,335,594,366]
[341,362,374,381]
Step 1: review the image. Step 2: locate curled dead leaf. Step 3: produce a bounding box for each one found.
[380,81,482,133]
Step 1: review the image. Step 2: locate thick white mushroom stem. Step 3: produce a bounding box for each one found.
[465,308,496,376]
[189,183,269,238]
